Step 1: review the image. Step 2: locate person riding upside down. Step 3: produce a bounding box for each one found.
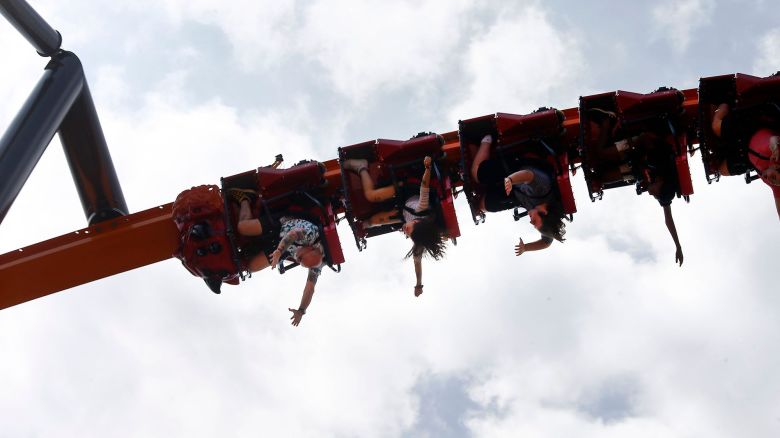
[341,156,446,297]
[230,189,324,326]
[469,134,568,257]
[710,103,780,219]
[586,109,684,266]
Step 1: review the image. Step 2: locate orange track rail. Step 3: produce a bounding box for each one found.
[0,204,178,309]
[0,89,701,310]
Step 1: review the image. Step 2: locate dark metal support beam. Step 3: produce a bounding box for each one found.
[0,0,61,56]
[59,80,128,224]
[0,52,83,224]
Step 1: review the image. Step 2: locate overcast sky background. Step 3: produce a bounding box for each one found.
[1,0,779,437]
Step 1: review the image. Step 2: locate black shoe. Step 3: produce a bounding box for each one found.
[204,277,222,294]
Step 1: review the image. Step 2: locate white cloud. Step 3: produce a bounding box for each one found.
[754,28,780,75]
[86,0,478,102]
[156,0,298,71]
[3,1,780,437]
[297,0,473,103]
[449,6,584,120]
[651,0,715,54]
[102,78,320,210]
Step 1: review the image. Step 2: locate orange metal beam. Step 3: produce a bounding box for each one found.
[0,203,179,309]
[0,89,702,310]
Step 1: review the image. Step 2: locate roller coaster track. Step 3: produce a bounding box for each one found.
[0,90,703,310]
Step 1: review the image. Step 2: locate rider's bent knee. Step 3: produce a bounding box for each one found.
[238,219,262,236]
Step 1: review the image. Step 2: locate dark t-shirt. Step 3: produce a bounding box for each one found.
[477,159,556,244]
[477,159,555,212]
[720,114,738,144]
[642,140,677,207]
[718,115,751,175]
[512,167,555,211]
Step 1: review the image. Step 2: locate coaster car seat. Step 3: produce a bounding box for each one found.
[222,160,344,274]
[339,133,460,250]
[579,87,694,201]
[458,108,576,224]
[173,160,345,294]
[698,72,780,183]
[735,72,780,109]
[172,185,240,294]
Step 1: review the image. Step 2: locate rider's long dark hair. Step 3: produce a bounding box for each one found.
[538,201,568,242]
[404,216,447,260]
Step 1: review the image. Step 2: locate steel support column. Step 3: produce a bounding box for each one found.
[59,81,128,224]
[0,52,83,224]
[0,0,61,56]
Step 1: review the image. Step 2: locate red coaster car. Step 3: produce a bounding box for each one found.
[173,184,240,293]
[458,108,576,224]
[698,72,780,183]
[338,133,460,250]
[579,87,695,202]
[173,158,345,294]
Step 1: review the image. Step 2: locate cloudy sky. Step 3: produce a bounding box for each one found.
[1,0,779,436]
